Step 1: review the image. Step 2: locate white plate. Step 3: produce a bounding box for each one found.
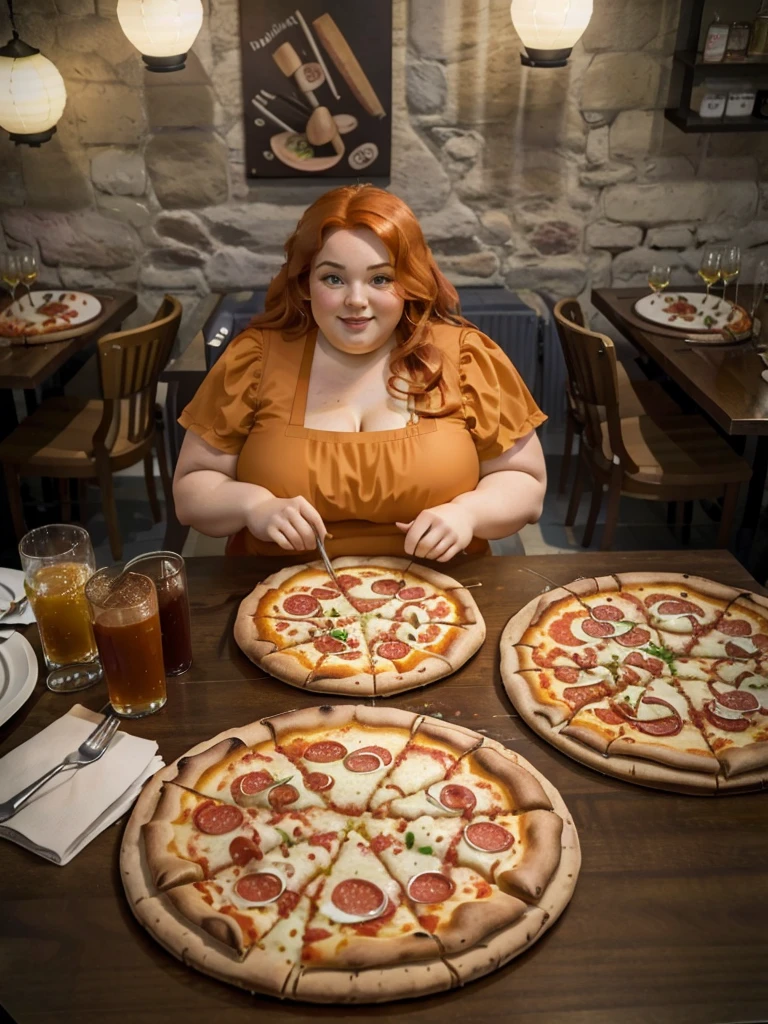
[0,567,34,627]
[0,290,103,338]
[633,291,738,333]
[0,631,39,728]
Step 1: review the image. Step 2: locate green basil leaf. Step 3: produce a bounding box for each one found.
[329,628,348,642]
[405,831,415,849]
[418,845,433,855]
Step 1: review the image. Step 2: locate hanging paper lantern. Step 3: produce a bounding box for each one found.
[510,0,593,67]
[117,0,204,73]
[0,36,67,146]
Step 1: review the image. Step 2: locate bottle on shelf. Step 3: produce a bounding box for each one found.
[748,1,768,56]
[725,21,752,60]
[703,12,730,62]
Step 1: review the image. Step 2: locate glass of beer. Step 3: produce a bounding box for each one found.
[125,551,192,676]
[85,566,167,717]
[20,524,98,690]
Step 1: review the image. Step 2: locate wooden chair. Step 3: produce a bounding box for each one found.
[0,295,181,561]
[553,299,751,551]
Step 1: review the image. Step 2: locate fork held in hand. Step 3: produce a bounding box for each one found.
[0,714,120,824]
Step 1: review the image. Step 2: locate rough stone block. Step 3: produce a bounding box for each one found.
[529,220,581,256]
[205,247,284,290]
[581,53,662,111]
[504,255,588,299]
[390,118,450,214]
[73,83,145,145]
[139,265,207,291]
[57,14,133,60]
[696,157,759,181]
[200,203,303,248]
[96,195,153,228]
[437,249,500,283]
[146,83,215,131]
[2,210,138,268]
[21,141,92,211]
[611,246,686,286]
[610,110,656,160]
[646,226,695,249]
[409,0,464,61]
[145,133,229,209]
[155,212,213,251]
[407,60,447,115]
[56,0,96,13]
[420,196,478,243]
[580,164,637,187]
[581,0,662,52]
[56,52,118,84]
[586,125,609,166]
[91,148,146,196]
[480,210,513,243]
[604,182,758,227]
[146,245,206,268]
[585,221,643,251]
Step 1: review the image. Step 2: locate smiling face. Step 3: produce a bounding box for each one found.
[309,227,404,355]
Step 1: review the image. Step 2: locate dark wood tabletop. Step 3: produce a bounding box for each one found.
[592,286,768,437]
[0,289,137,391]
[2,551,767,1024]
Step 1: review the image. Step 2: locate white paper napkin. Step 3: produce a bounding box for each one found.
[0,704,164,865]
[0,567,36,627]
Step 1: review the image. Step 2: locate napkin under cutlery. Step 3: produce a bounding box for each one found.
[0,704,163,865]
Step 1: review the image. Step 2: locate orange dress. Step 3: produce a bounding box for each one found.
[179,322,546,558]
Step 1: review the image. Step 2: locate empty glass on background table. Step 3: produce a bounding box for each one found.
[0,251,20,302]
[647,264,671,304]
[125,551,192,676]
[85,566,167,718]
[698,248,721,306]
[18,250,38,308]
[720,246,741,309]
[19,525,99,692]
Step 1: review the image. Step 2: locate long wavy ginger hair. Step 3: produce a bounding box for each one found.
[251,185,469,413]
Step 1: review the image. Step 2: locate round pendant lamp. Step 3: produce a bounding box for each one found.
[510,0,593,68]
[0,0,67,146]
[116,0,204,73]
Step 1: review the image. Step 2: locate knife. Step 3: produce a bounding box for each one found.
[312,527,341,591]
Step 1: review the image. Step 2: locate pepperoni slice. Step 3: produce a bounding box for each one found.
[718,618,752,637]
[623,652,664,676]
[563,682,610,709]
[657,600,703,617]
[377,640,411,660]
[591,604,624,621]
[573,648,598,670]
[399,586,426,600]
[634,716,682,736]
[331,878,386,916]
[417,624,441,644]
[304,741,348,763]
[193,802,243,835]
[229,835,261,865]
[268,784,299,809]
[371,578,402,595]
[549,612,587,647]
[305,771,334,791]
[283,594,321,616]
[335,574,361,590]
[715,689,760,712]
[344,752,383,773]
[704,701,750,732]
[615,627,652,648]
[440,784,476,812]
[754,634,768,651]
[234,872,284,904]
[554,665,580,684]
[355,745,392,766]
[313,635,346,654]
[725,641,754,660]
[464,821,514,853]
[408,872,456,904]
[582,619,615,638]
[352,598,388,613]
[595,707,624,725]
[236,771,273,796]
[311,587,339,600]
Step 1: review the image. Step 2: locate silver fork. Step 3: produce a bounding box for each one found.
[0,596,28,622]
[0,713,120,824]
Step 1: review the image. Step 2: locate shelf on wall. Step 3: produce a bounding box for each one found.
[664,108,768,132]
[673,50,768,73]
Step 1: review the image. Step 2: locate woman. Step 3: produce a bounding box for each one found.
[173,185,547,562]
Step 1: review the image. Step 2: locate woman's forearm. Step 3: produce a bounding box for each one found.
[173,470,277,536]
[451,469,545,540]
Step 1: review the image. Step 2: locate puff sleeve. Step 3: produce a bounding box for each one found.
[178,328,264,454]
[459,328,547,461]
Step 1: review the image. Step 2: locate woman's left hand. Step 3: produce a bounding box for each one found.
[396,503,476,562]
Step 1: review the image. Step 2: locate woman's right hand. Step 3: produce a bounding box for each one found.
[246,495,327,551]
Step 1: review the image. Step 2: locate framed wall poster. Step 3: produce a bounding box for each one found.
[239,1,392,179]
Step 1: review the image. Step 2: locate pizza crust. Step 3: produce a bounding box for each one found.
[121,707,578,1003]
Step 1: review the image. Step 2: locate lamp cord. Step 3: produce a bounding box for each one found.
[6,0,18,39]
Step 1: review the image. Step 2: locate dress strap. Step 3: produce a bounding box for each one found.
[288,328,318,428]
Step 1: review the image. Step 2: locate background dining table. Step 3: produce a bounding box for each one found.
[592,286,768,572]
[1,550,767,1024]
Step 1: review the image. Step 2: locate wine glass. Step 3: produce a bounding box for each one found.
[0,252,21,305]
[18,251,38,309]
[698,248,721,307]
[648,264,671,305]
[720,245,741,310]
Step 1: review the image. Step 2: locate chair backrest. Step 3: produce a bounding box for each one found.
[553,299,637,472]
[552,298,586,421]
[94,295,182,455]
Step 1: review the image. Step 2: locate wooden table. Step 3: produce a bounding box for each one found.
[592,287,768,564]
[1,551,767,1024]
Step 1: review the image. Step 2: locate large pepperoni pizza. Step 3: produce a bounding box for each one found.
[121,705,579,1003]
[501,572,768,795]
[234,557,485,696]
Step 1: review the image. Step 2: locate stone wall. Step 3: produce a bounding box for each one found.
[2,0,767,338]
